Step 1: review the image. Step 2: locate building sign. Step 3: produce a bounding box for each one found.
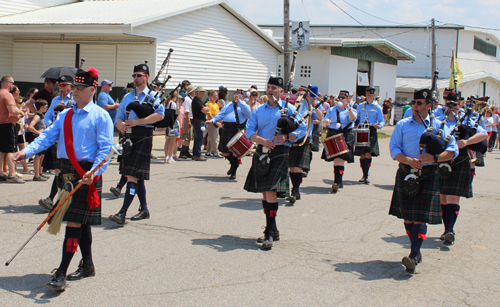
[357,72,369,86]
[292,21,310,50]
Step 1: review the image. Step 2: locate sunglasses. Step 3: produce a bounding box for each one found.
[410,100,425,106]
[251,93,258,96]
[70,84,92,91]
[339,96,346,99]
[132,74,145,78]
[58,83,71,87]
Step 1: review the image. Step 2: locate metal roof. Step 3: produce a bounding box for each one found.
[396,72,500,92]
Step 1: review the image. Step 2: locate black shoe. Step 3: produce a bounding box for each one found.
[286,193,296,204]
[443,232,455,245]
[358,176,366,183]
[109,212,125,224]
[46,269,67,291]
[302,170,308,178]
[339,183,344,189]
[294,191,301,200]
[185,152,193,159]
[229,173,236,180]
[67,260,95,281]
[257,230,280,243]
[261,237,273,250]
[439,230,454,240]
[110,187,121,198]
[131,210,150,221]
[332,183,339,193]
[364,176,370,184]
[402,256,417,274]
[39,197,53,210]
[179,153,188,159]
[227,167,232,176]
[416,252,423,264]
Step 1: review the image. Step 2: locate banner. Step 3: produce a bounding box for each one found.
[292,21,310,50]
[449,52,463,89]
[357,72,369,86]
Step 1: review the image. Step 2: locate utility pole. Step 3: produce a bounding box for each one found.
[284,0,290,84]
[431,18,436,77]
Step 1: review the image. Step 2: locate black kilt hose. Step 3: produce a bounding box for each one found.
[321,128,354,163]
[218,122,244,154]
[119,128,153,180]
[354,126,380,157]
[59,159,102,225]
[289,140,311,171]
[244,146,290,198]
[310,124,320,152]
[389,167,442,224]
[439,152,473,198]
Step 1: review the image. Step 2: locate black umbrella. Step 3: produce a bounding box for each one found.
[40,66,78,79]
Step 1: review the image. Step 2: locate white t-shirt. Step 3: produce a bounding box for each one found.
[166,101,176,110]
[183,95,193,119]
[492,113,499,132]
[485,116,493,132]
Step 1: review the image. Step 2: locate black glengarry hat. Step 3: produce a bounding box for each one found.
[58,75,73,84]
[74,67,98,87]
[134,63,150,75]
[268,76,284,88]
[413,88,432,100]
[445,91,459,101]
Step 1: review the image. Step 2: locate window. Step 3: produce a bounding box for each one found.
[299,65,311,78]
[474,36,497,57]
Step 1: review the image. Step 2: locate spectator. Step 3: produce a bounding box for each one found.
[164,91,179,163]
[191,86,209,161]
[0,75,25,183]
[491,106,499,149]
[248,88,260,111]
[26,78,56,113]
[179,80,191,98]
[383,99,392,125]
[484,109,494,152]
[218,86,227,109]
[179,85,195,159]
[15,98,31,175]
[28,99,49,181]
[205,90,222,158]
[260,95,269,105]
[25,88,38,101]
[97,80,119,122]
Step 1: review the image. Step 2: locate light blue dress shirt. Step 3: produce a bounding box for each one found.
[97,91,117,122]
[24,102,114,176]
[324,106,357,130]
[211,101,251,124]
[390,113,458,161]
[116,87,165,128]
[356,101,385,128]
[245,100,307,147]
[45,94,73,126]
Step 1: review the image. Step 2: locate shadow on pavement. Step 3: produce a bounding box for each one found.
[0,273,62,303]
[219,198,262,211]
[300,185,333,195]
[179,175,236,183]
[0,204,48,215]
[192,235,260,252]
[330,260,413,281]
[381,234,448,250]
[372,184,394,191]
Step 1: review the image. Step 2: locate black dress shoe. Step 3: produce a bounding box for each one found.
[229,173,236,180]
[358,176,366,183]
[443,232,455,245]
[131,210,150,221]
[302,170,308,178]
[402,256,417,274]
[332,183,339,193]
[416,252,423,264]
[67,259,95,280]
[110,187,121,198]
[109,212,125,224]
[46,269,67,291]
[286,194,296,204]
[339,183,344,189]
[294,191,301,200]
[364,177,370,184]
[257,230,280,243]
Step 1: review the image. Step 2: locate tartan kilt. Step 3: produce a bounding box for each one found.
[289,142,311,171]
[475,151,485,167]
[59,159,102,225]
[439,155,472,198]
[244,148,290,198]
[42,143,58,170]
[119,132,152,180]
[389,169,441,224]
[354,126,380,157]
[218,123,240,154]
[321,128,355,163]
[310,124,320,152]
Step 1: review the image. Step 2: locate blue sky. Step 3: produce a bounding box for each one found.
[226,0,500,35]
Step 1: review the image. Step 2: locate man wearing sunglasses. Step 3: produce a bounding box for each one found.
[14,67,114,290]
[45,75,74,127]
[110,63,164,225]
[389,88,458,273]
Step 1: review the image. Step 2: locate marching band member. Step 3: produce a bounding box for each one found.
[321,90,357,193]
[244,76,306,250]
[13,67,114,290]
[109,63,165,225]
[354,87,385,184]
[389,89,458,273]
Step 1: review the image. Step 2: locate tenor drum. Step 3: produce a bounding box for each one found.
[354,128,370,147]
[323,134,349,159]
[227,130,253,159]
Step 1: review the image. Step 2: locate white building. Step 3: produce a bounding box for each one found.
[260,26,416,100]
[0,0,282,97]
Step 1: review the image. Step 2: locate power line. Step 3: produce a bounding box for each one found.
[326,0,384,39]
[340,0,427,26]
[300,0,316,40]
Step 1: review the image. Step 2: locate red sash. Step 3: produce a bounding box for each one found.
[63,108,101,210]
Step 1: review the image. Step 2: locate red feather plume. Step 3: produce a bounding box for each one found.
[88,67,99,77]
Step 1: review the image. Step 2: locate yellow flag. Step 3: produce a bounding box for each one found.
[449,53,463,89]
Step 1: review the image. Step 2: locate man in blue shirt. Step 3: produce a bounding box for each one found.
[13,67,114,290]
[389,88,458,274]
[354,87,385,184]
[45,75,74,126]
[109,63,164,225]
[244,76,306,250]
[97,79,119,123]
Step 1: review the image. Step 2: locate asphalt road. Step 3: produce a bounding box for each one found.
[1,128,499,306]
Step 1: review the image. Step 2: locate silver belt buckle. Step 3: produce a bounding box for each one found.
[262,147,270,154]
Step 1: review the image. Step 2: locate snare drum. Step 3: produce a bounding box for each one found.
[353,128,370,147]
[227,130,253,159]
[323,134,349,159]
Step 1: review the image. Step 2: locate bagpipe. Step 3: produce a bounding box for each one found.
[456,106,488,154]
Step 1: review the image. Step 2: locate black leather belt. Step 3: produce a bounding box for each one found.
[132,126,153,135]
[399,163,437,176]
[257,144,289,154]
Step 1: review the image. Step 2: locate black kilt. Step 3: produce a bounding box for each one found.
[42,143,58,170]
[119,130,153,180]
[439,153,472,198]
[354,126,380,157]
[389,167,441,224]
[321,128,354,163]
[244,146,290,198]
[218,122,242,154]
[289,141,311,171]
[59,159,102,225]
[310,124,320,152]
